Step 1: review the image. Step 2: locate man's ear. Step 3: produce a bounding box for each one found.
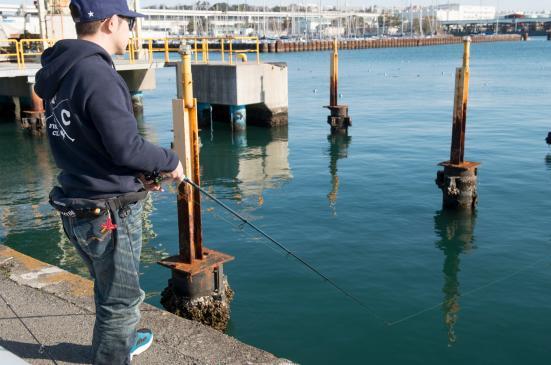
[104,15,117,34]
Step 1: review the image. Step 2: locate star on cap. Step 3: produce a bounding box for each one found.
[88,11,94,18]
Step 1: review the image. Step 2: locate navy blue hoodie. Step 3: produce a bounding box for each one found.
[35,39,178,198]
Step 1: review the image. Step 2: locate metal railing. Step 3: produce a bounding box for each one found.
[19,39,55,67]
[0,36,261,69]
[142,36,260,65]
[0,39,21,67]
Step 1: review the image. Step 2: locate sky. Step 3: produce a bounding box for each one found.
[0,0,547,12]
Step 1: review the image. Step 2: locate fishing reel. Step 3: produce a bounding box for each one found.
[143,170,164,185]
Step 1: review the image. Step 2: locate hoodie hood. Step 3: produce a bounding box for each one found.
[35,39,112,100]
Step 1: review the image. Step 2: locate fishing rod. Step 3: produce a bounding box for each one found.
[182,177,387,323]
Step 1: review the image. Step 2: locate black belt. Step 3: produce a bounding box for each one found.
[49,187,148,219]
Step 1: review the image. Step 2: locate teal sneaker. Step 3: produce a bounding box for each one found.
[129,329,154,361]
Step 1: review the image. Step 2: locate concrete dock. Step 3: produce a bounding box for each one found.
[0,59,162,98]
[0,244,293,365]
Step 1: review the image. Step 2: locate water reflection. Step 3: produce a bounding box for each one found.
[0,126,58,243]
[0,122,165,274]
[434,209,477,346]
[199,125,292,206]
[545,154,551,171]
[327,133,352,216]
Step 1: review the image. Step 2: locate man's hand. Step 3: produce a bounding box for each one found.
[138,161,185,192]
[166,161,185,183]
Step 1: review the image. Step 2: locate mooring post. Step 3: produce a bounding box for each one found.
[130,91,144,117]
[20,86,45,135]
[436,37,480,210]
[230,104,247,132]
[160,45,234,332]
[330,38,338,107]
[521,30,529,41]
[325,38,351,134]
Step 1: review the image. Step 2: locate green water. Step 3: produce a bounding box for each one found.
[2,38,551,364]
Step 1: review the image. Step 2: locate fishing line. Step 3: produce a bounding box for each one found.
[387,255,550,327]
[195,197,283,256]
[183,177,387,323]
[180,181,551,327]
[0,290,59,364]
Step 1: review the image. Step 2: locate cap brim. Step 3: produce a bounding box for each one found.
[119,10,145,18]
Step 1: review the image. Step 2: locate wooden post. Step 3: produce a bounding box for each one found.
[450,38,471,165]
[172,45,203,264]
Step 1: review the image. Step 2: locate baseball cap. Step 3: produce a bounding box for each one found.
[70,0,145,23]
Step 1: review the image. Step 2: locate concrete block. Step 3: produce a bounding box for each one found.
[192,62,288,127]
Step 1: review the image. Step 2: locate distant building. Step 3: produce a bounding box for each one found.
[434,4,496,21]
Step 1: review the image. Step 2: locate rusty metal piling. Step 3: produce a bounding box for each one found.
[325,39,351,134]
[160,45,234,332]
[19,88,45,135]
[436,37,480,210]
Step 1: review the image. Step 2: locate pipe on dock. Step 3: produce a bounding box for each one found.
[237,53,248,63]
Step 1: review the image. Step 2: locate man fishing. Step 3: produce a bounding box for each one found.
[34,0,184,363]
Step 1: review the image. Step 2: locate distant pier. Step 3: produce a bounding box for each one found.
[260,34,522,53]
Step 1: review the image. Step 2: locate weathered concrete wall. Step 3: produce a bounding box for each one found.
[191,64,238,105]
[0,244,294,365]
[235,62,288,110]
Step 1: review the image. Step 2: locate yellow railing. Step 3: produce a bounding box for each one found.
[0,39,22,67]
[141,36,260,65]
[0,36,260,69]
[19,39,55,67]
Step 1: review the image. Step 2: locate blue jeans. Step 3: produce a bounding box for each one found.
[61,200,145,365]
